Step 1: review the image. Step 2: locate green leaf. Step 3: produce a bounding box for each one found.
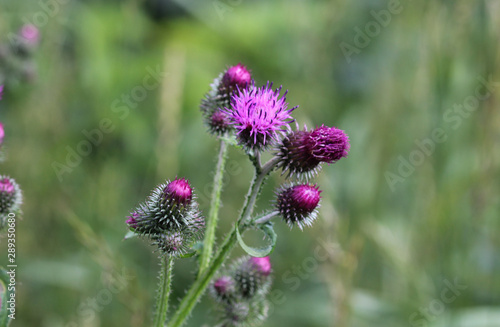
[123,230,138,240]
[0,267,14,326]
[236,222,277,257]
[179,251,197,259]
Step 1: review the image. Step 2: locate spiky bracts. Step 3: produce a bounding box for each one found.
[277,125,350,179]
[0,176,22,230]
[126,178,205,257]
[201,64,252,136]
[275,183,322,230]
[210,256,272,326]
[223,82,297,151]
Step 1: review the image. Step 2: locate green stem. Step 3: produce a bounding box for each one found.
[198,140,228,278]
[168,156,280,327]
[154,255,174,327]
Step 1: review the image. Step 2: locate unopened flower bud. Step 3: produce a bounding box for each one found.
[233,256,272,299]
[276,183,321,230]
[0,176,22,229]
[277,125,350,179]
[220,63,252,94]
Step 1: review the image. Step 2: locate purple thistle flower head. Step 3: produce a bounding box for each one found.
[249,256,272,276]
[276,184,322,230]
[163,177,193,206]
[224,82,297,150]
[277,125,350,179]
[20,24,40,46]
[221,63,252,92]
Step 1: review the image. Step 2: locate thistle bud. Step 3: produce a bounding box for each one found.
[233,256,272,299]
[277,125,350,179]
[210,275,236,303]
[126,177,205,256]
[200,64,253,136]
[0,176,22,229]
[276,183,321,230]
[220,63,252,95]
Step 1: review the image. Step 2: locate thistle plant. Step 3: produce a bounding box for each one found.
[125,64,350,326]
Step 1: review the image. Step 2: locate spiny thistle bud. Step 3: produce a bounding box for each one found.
[126,177,205,256]
[276,183,321,230]
[223,82,297,151]
[233,256,272,299]
[220,63,252,95]
[200,65,253,136]
[210,275,236,303]
[0,176,22,229]
[277,125,350,179]
[208,109,231,136]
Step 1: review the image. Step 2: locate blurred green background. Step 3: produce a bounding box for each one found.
[1,0,499,326]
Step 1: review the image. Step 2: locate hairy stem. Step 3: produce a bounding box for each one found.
[254,211,279,225]
[198,140,228,277]
[153,255,173,327]
[168,156,281,327]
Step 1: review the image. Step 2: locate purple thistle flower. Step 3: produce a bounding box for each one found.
[221,63,252,92]
[163,177,193,206]
[224,82,297,150]
[276,184,322,230]
[277,125,350,179]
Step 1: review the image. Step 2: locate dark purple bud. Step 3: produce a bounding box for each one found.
[163,177,193,206]
[276,184,322,230]
[278,125,350,179]
[221,63,252,92]
[126,212,140,230]
[208,109,231,135]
